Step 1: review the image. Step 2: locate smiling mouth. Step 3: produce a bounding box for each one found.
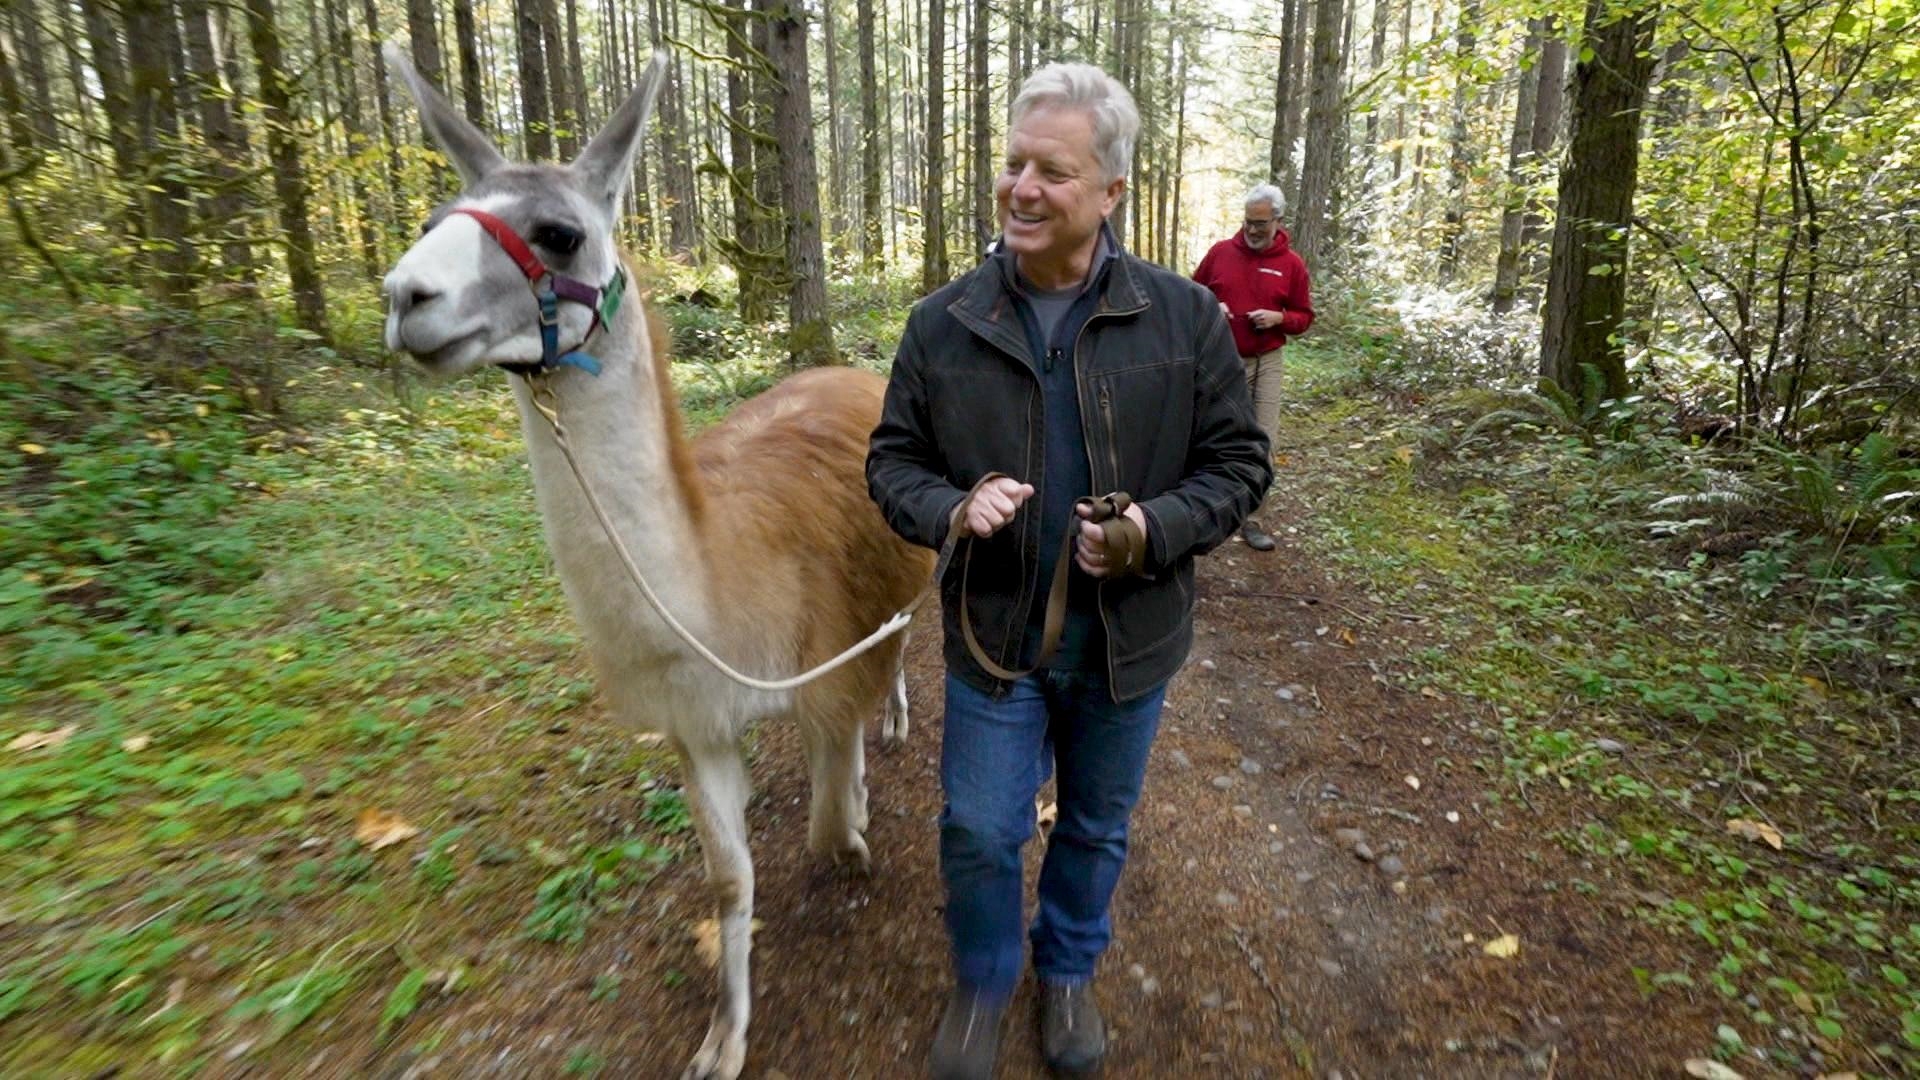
[1010,211,1046,225]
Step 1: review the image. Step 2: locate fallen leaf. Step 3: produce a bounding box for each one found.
[121,735,152,753]
[354,809,421,851]
[1683,1060,1745,1080]
[1815,1073,1861,1080]
[1790,991,1816,1015]
[140,978,185,1026]
[1419,685,1445,700]
[1338,627,1357,646]
[691,918,764,968]
[1725,818,1784,851]
[1035,799,1058,839]
[18,442,45,455]
[8,724,76,752]
[1482,934,1520,959]
[1404,775,1421,791]
[1393,445,1416,465]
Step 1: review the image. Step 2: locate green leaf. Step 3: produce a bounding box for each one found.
[379,968,428,1039]
[1814,1016,1844,1040]
[1884,965,1911,989]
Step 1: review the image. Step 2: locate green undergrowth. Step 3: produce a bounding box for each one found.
[1283,289,1920,1077]
[0,279,838,1071]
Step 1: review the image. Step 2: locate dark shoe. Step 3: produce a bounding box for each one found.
[1240,521,1277,552]
[1040,982,1107,1075]
[930,985,1006,1080]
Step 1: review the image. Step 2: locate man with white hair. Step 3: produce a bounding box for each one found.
[1193,182,1315,552]
[868,63,1271,1079]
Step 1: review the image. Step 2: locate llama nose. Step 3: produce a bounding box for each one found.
[387,283,442,318]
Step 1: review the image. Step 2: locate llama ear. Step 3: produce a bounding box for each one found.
[383,42,506,185]
[570,51,668,211]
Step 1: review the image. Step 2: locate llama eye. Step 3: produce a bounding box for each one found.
[533,224,583,255]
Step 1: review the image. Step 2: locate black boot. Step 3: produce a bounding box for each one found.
[1039,983,1107,1075]
[1240,520,1277,552]
[930,986,1006,1080]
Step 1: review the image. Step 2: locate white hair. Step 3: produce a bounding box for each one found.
[1245,183,1287,216]
[1009,63,1140,183]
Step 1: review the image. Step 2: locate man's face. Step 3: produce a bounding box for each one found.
[995,105,1125,274]
[1244,201,1280,250]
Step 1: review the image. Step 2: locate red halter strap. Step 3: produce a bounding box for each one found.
[452,208,548,283]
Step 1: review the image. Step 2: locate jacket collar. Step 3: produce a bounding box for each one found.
[951,221,1148,335]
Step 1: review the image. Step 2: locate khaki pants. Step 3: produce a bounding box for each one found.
[1243,348,1284,521]
[1245,346,1284,447]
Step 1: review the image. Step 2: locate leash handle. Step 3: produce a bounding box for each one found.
[952,479,1141,683]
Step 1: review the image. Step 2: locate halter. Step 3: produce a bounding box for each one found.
[452,207,626,377]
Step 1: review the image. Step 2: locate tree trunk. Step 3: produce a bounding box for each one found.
[968,0,990,259]
[921,0,947,291]
[182,0,258,290]
[10,0,58,147]
[856,0,881,270]
[324,0,379,276]
[405,0,443,87]
[1435,0,1477,283]
[79,0,143,234]
[513,0,551,158]
[1284,0,1309,201]
[767,0,835,365]
[124,0,196,303]
[821,0,845,259]
[1539,0,1656,403]
[650,0,697,257]
[0,9,31,152]
[452,0,485,126]
[1269,0,1299,187]
[1293,0,1346,263]
[535,0,572,156]
[1491,18,1542,313]
[244,0,330,346]
[359,0,404,213]
[1520,19,1566,268]
[564,0,589,129]
[53,0,96,145]
[1360,0,1387,175]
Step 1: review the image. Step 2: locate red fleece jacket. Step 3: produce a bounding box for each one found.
[1192,227,1315,358]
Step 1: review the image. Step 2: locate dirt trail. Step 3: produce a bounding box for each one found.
[346,496,1723,1080]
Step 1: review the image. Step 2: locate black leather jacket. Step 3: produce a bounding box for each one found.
[866,239,1273,701]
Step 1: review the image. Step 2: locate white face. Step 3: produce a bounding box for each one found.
[383,181,616,377]
[994,105,1125,281]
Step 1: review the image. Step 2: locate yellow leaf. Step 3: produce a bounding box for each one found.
[354,809,421,851]
[18,442,45,455]
[121,735,152,753]
[1816,1073,1861,1080]
[194,404,209,417]
[1482,934,1520,958]
[8,724,76,752]
[1684,1060,1745,1080]
[1419,685,1445,700]
[1725,818,1784,851]
[1791,991,1816,1015]
[691,918,763,968]
[1338,627,1357,646]
[1393,445,1415,465]
[1404,775,1422,791]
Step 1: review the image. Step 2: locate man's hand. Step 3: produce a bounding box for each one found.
[956,477,1035,538]
[1074,502,1149,578]
[1248,308,1284,330]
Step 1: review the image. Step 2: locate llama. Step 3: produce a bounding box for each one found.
[379,48,933,1079]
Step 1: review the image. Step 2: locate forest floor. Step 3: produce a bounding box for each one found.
[4,322,1909,1079]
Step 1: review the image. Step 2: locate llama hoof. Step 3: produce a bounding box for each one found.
[880,723,908,748]
[832,833,872,875]
[681,1022,746,1080]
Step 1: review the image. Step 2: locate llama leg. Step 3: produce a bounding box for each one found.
[881,638,910,746]
[677,740,754,1080]
[805,720,872,871]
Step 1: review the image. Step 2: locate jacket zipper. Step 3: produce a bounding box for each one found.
[1071,299,1144,692]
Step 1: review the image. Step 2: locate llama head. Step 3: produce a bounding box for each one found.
[381,44,666,376]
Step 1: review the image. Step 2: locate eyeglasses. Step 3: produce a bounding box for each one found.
[1244,218,1276,228]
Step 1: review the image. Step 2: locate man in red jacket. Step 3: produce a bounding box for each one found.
[1192,183,1314,551]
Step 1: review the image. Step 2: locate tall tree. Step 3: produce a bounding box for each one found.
[512,0,551,158]
[649,0,696,257]
[244,0,330,345]
[968,0,990,257]
[123,0,195,302]
[1491,18,1543,313]
[9,0,57,147]
[767,0,835,365]
[79,0,142,233]
[1436,0,1479,282]
[406,0,443,88]
[182,0,258,289]
[452,0,485,125]
[1539,0,1657,402]
[1269,0,1300,187]
[536,0,573,155]
[1293,0,1347,262]
[921,0,947,290]
[1520,18,1566,267]
[0,9,31,152]
[856,0,881,269]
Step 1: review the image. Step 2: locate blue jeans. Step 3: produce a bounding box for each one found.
[940,669,1167,998]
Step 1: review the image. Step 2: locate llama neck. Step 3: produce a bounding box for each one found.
[507,298,714,659]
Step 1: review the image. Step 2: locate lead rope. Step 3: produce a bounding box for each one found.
[525,374,928,692]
